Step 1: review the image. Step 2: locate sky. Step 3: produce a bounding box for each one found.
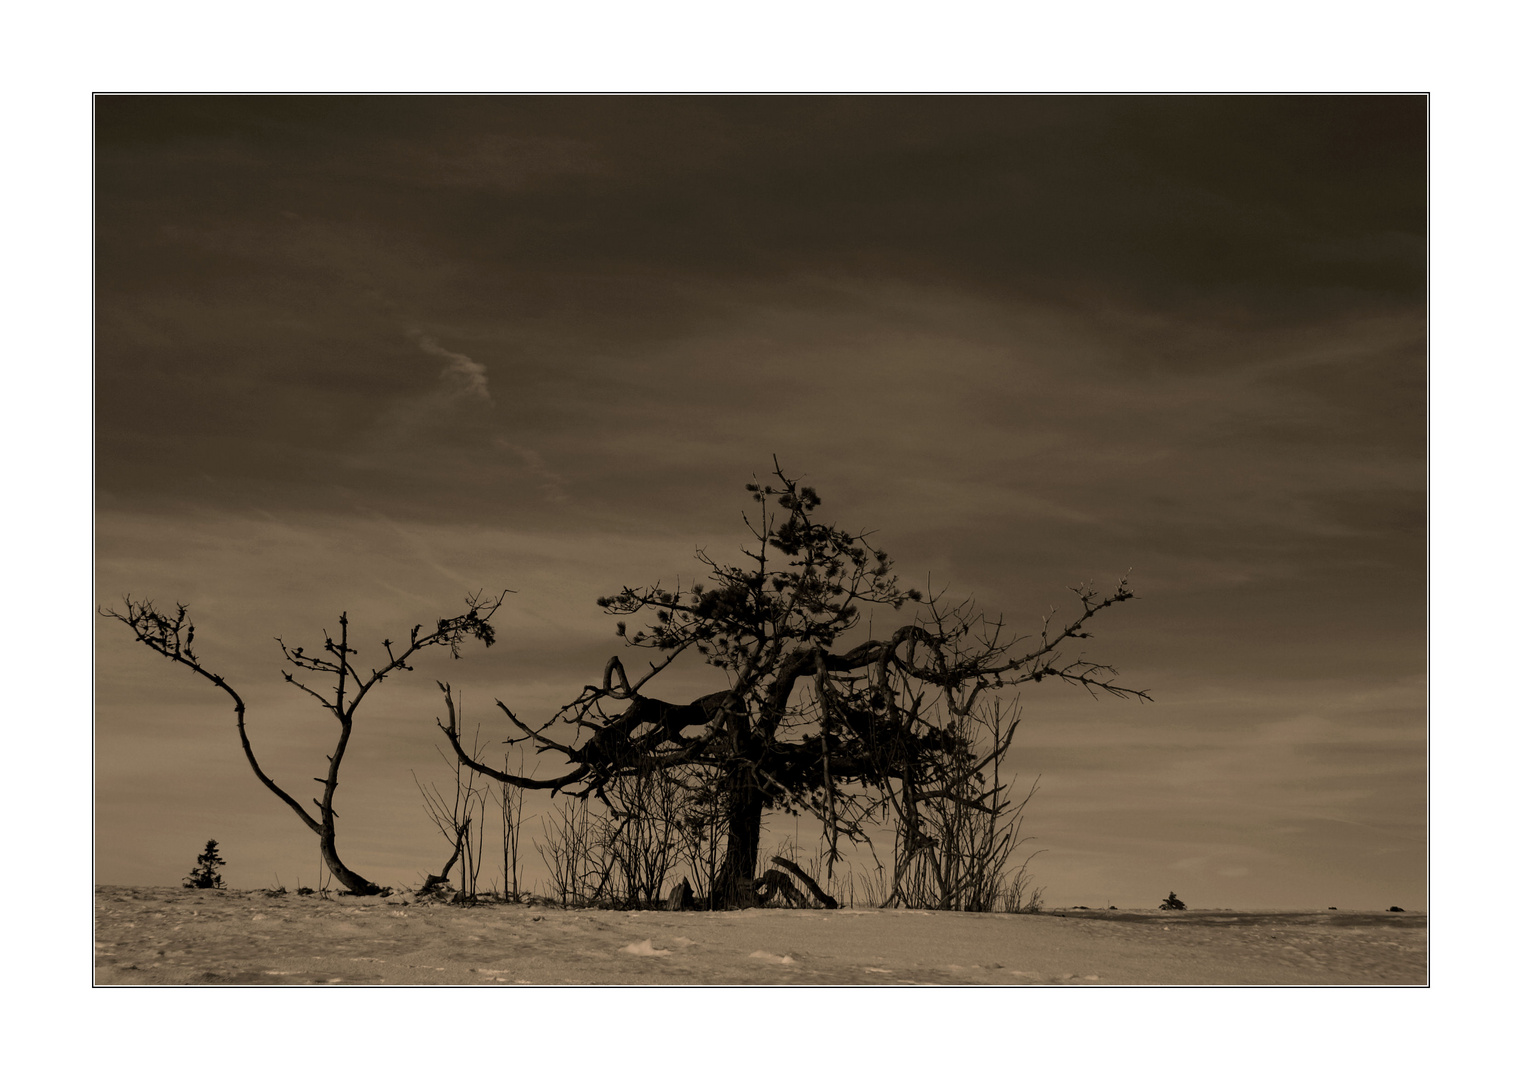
[93,94,1427,911]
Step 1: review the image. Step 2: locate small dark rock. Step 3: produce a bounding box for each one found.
[1328,906,1337,910]
[1388,905,1405,912]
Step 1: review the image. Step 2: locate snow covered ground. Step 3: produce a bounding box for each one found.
[94,886,1426,985]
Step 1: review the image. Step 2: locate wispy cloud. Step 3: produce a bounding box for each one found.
[414,333,492,403]
[335,331,499,475]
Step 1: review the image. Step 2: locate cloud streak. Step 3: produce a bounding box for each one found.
[414,333,493,403]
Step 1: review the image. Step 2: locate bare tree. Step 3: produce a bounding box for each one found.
[599,758,684,907]
[490,748,528,900]
[885,698,1045,910]
[534,796,600,906]
[438,461,1148,908]
[413,713,490,899]
[103,592,503,895]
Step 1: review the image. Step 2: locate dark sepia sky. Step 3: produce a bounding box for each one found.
[94,95,1426,909]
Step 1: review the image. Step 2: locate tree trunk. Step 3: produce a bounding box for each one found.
[319,830,382,895]
[712,771,765,908]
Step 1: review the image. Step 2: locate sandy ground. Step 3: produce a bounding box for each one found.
[94,886,1426,985]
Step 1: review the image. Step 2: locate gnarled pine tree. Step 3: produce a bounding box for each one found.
[441,463,1148,907]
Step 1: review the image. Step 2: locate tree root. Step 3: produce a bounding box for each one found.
[752,856,840,909]
[771,856,839,909]
[754,869,808,907]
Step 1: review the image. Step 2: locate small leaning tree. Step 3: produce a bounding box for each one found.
[103,592,504,895]
[440,462,1148,908]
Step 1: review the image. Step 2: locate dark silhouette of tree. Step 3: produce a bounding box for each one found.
[184,839,226,889]
[103,592,504,895]
[441,462,1147,907]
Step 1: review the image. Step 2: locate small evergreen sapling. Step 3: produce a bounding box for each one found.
[184,839,227,890]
